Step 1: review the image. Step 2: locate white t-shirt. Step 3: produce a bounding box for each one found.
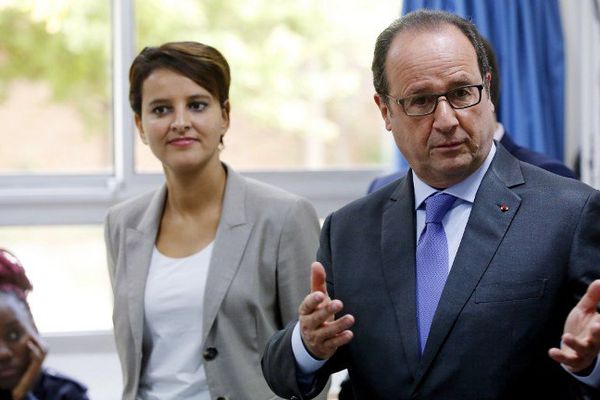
[137,243,213,400]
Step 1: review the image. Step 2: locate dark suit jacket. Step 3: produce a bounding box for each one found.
[0,369,89,400]
[367,134,576,194]
[262,144,600,399]
[31,369,89,400]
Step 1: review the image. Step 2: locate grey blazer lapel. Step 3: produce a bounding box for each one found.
[202,166,252,344]
[381,172,421,377]
[124,185,166,356]
[414,145,524,385]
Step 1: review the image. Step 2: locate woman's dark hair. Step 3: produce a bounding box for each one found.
[129,41,231,116]
[0,248,33,307]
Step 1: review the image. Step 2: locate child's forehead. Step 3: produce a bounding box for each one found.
[0,294,30,325]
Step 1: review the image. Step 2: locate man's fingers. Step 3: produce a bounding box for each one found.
[549,336,599,373]
[301,314,355,360]
[298,291,327,316]
[300,265,356,360]
[325,329,354,348]
[549,347,574,365]
[314,314,355,340]
[318,329,354,354]
[301,314,354,345]
[300,262,332,319]
[577,280,600,313]
[310,262,328,295]
[549,345,588,369]
[300,298,344,332]
[562,330,600,356]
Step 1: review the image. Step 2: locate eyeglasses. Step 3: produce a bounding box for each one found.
[387,84,484,117]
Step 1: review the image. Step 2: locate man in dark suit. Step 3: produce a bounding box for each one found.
[367,37,575,194]
[262,10,600,400]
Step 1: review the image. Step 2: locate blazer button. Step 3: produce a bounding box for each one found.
[203,347,218,361]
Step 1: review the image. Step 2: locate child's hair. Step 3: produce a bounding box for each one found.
[0,248,33,304]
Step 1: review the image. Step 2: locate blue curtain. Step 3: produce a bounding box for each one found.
[394,0,565,163]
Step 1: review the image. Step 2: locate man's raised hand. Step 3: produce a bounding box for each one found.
[298,262,354,360]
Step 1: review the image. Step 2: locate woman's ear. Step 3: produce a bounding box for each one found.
[221,100,231,132]
[135,114,148,145]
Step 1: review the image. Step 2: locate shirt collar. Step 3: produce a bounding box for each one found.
[413,142,497,210]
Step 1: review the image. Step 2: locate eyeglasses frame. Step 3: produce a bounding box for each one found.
[386,83,485,117]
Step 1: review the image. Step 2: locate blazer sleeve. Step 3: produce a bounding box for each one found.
[262,198,320,400]
[275,197,320,326]
[262,212,346,400]
[104,210,117,293]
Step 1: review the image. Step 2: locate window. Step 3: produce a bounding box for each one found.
[0,0,111,174]
[0,226,109,333]
[0,0,400,333]
[133,0,400,171]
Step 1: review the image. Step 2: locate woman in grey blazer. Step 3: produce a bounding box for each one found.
[104,42,321,400]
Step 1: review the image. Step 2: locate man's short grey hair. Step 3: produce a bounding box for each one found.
[372,10,491,102]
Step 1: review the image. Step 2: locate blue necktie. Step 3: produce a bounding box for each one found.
[416,192,456,353]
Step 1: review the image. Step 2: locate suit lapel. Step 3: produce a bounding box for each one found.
[381,172,421,377]
[413,145,524,387]
[124,185,166,358]
[202,166,252,344]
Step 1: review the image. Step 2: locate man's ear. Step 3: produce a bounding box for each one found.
[135,114,148,145]
[374,93,393,131]
[485,72,495,113]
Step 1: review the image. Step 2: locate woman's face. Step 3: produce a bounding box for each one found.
[0,296,34,389]
[135,68,230,176]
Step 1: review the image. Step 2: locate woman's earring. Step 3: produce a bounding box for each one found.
[218,135,225,151]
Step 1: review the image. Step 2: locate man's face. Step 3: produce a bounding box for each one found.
[374,25,496,189]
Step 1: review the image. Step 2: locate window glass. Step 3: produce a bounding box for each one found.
[0,0,112,174]
[134,0,400,171]
[0,226,111,333]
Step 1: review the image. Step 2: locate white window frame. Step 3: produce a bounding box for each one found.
[0,2,394,364]
[0,0,390,227]
[0,1,392,362]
